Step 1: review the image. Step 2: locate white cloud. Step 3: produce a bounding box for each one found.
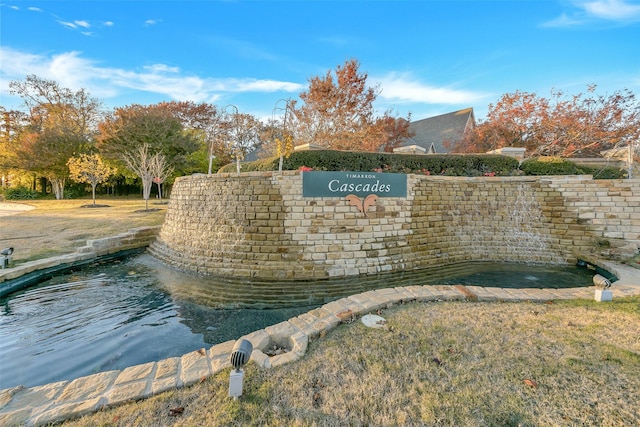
[57,20,77,29]
[0,47,51,77]
[144,64,181,73]
[375,73,487,105]
[235,79,304,92]
[28,7,42,12]
[0,47,304,108]
[543,0,640,27]
[145,19,158,26]
[104,21,114,27]
[56,18,93,33]
[582,0,640,20]
[542,12,585,27]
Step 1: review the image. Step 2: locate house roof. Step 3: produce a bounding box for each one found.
[403,107,475,153]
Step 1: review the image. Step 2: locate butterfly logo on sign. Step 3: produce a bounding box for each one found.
[345,194,379,217]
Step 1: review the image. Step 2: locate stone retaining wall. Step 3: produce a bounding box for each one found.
[149,172,640,280]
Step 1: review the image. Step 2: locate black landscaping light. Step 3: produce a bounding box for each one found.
[230,339,253,371]
[1,247,13,256]
[229,339,253,398]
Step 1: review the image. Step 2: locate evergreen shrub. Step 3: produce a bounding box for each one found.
[520,157,626,179]
[3,186,39,200]
[578,165,627,179]
[520,157,583,176]
[218,150,521,176]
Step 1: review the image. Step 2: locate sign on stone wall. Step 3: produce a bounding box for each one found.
[302,171,407,198]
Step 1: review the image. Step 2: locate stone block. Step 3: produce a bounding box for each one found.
[106,380,150,406]
[250,350,272,368]
[55,371,118,402]
[115,362,155,385]
[155,357,180,379]
[30,397,103,427]
[242,330,272,351]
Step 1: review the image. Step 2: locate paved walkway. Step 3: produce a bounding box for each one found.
[1,257,640,426]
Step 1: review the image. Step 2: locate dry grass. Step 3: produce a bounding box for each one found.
[62,298,640,427]
[0,198,166,264]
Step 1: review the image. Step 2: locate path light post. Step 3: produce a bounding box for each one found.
[207,109,224,175]
[1,247,13,269]
[628,142,635,180]
[228,339,253,399]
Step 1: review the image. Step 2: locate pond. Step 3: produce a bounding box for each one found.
[0,254,603,390]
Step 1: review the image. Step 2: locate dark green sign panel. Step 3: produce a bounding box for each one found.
[302,171,407,198]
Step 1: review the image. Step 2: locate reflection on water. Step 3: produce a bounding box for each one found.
[0,254,602,390]
[136,255,601,309]
[0,257,313,390]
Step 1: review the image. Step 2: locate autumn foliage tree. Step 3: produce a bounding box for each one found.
[0,108,29,188]
[290,59,412,152]
[97,104,200,177]
[67,154,115,206]
[153,101,226,174]
[9,75,104,199]
[456,85,640,159]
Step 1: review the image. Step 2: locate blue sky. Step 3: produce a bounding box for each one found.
[1,0,639,122]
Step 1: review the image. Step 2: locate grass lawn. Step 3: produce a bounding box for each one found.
[0,197,166,264]
[60,297,640,427]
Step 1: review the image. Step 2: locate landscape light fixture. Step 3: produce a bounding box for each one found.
[593,273,613,302]
[1,247,14,269]
[228,339,253,399]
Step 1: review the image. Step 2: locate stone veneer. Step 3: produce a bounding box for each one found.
[149,172,640,280]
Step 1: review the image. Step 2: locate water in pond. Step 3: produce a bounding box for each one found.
[0,254,603,390]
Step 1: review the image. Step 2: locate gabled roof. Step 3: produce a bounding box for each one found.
[403,108,475,153]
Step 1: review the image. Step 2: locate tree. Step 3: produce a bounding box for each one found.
[0,108,28,189]
[290,59,412,152]
[223,105,264,174]
[154,101,225,174]
[122,144,166,211]
[150,153,173,200]
[8,75,104,199]
[272,99,295,172]
[67,154,115,206]
[457,85,640,159]
[97,104,200,177]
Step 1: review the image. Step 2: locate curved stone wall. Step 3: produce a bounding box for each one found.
[148,172,640,280]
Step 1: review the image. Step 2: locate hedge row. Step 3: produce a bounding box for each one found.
[218,150,521,176]
[218,150,627,179]
[520,157,627,179]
